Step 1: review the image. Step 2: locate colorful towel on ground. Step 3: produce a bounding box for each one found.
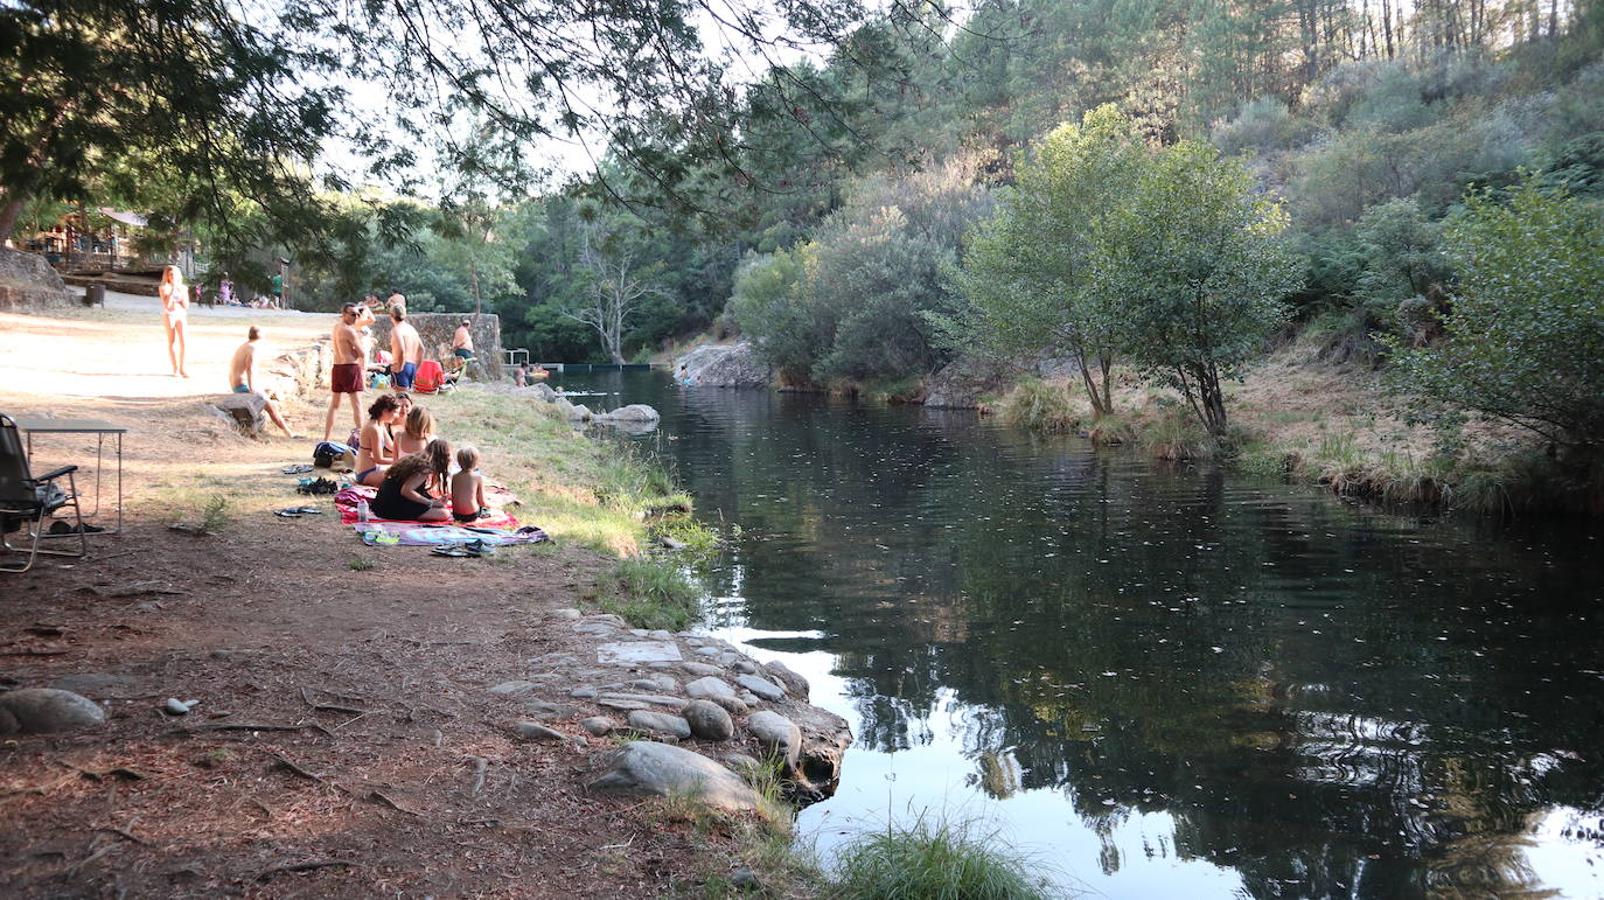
[354,521,548,547]
[334,484,522,529]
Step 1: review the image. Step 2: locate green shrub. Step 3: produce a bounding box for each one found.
[830,816,1052,900]
[1390,179,1604,457]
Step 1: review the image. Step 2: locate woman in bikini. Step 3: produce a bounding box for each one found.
[158,265,190,377]
[354,394,402,486]
[370,439,453,522]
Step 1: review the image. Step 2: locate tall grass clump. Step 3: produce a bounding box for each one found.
[830,816,1052,900]
[999,380,1081,434]
[1143,409,1213,461]
[596,556,701,631]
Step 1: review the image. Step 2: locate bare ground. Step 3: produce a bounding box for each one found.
[0,302,783,897]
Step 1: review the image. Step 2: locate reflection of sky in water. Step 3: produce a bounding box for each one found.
[722,632,1245,897]
[574,370,1604,898]
[723,630,1604,899]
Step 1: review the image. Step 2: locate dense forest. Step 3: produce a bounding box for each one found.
[273,0,1604,368]
[5,0,1602,500]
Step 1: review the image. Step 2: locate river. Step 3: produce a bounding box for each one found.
[559,369,1604,898]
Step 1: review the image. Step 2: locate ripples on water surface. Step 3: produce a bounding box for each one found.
[563,371,1604,898]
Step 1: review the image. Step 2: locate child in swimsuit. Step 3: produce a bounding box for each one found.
[450,445,490,522]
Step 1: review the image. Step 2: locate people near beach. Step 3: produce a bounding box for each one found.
[218,275,235,306]
[323,304,367,441]
[371,438,452,522]
[513,365,527,387]
[451,445,490,522]
[158,265,190,378]
[228,326,298,438]
[452,319,474,365]
[395,405,435,456]
[355,394,402,486]
[389,306,424,390]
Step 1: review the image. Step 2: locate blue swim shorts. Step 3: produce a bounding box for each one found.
[393,361,417,389]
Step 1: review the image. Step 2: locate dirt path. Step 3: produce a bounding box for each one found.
[0,306,804,897]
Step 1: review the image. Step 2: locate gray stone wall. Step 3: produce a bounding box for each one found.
[367,312,503,381]
[0,248,70,310]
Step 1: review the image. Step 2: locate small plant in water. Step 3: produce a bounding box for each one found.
[830,812,1054,900]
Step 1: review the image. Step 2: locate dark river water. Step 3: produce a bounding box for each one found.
[560,369,1604,898]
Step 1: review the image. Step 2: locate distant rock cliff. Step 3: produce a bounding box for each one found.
[675,341,771,389]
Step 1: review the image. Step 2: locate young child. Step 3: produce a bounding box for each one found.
[451,445,490,522]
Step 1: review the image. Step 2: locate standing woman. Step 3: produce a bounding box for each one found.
[159,265,190,378]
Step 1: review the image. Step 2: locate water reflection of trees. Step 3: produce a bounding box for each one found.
[621,375,1604,897]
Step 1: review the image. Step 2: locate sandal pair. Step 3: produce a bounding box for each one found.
[274,506,324,518]
[432,539,494,558]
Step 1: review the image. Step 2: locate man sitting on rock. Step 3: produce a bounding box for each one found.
[228,326,298,439]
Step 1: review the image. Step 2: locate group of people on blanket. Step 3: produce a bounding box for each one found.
[354,391,490,524]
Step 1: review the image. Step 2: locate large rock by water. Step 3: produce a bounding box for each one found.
[0,688,107,734]
[675,342,771,389]
[745,711,802,769]
[762,661,810,700]
[589,740,766,813]
[0,248,70,310]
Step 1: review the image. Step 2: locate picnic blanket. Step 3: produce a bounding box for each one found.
[354,521,548,548]
[334,484,522,529]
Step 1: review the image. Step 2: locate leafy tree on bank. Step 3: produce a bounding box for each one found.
[951,105,1144,418]
[1391,179,1604,456]
[0,0,342,260]
[1104,141,1304,436]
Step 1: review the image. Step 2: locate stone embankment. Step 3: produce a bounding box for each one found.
[510,607,851,815]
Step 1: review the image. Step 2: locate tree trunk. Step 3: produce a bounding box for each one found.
[0,195,25,245]
[1381,0,1396,57]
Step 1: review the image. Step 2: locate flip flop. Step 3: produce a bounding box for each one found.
[281,464,314,474]
[274,508,305,518]
[431,545,475,558]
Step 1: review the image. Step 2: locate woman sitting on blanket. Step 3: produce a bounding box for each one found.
[395,405,435,456]
[355,395,403,486]
[371,438,453,522]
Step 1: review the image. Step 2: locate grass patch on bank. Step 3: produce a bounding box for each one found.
[594,556,700,631]
[998,380,1081,434]
[829,815,1055,900]
[430,386,690,555]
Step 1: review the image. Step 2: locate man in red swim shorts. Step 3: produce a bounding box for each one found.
[323,304,367,442]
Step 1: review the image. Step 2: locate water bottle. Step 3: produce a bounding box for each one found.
[357,499,370,523]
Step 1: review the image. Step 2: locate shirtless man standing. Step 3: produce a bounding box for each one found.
[452,319,474,365]
[324,305,366,442]
[389,306,424,390]
[229,327,298,438]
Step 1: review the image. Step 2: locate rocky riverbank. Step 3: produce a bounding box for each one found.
[509,607,850,812]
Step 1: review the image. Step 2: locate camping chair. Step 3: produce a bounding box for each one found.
[413,359,445,393]
[0,413,87,573]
